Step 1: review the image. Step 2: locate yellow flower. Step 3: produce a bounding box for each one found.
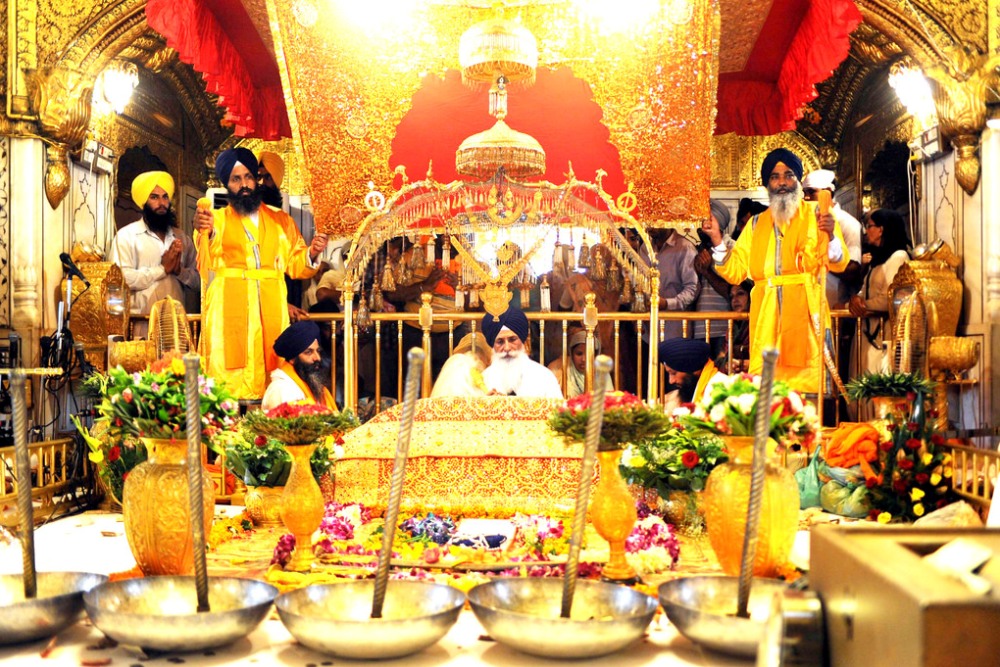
[170,357,186,376]
[930,473,942,485]
[921,453,933,466]
[944,467,953,479]
[88,450,104,464]
[942,454,952,465]
[910,487,925,502]
[913,503,925,517]
[628,455,647,468]
[877,512,892,524]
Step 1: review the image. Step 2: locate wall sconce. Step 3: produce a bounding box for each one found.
[888,59,937,133]
[92,61,139,116]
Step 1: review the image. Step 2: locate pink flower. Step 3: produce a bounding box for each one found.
[122,388,133,403]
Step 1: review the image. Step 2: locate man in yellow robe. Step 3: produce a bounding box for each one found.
[194,147,327,399]
[702,148,849,394]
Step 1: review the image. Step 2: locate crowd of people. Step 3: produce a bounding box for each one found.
[106,146,910,416]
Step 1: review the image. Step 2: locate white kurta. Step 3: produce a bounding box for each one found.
[109,219,199,338]
[482,356,563,398]
[261,367,308,412]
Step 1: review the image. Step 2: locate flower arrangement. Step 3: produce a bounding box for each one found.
[864,396,957,522]
[675,373,819,450]
[213,427,334,487]
[619,429,728,497]
[71,417,146,504]
[548,391,672,451]
[82,354,239,440]
[243,401,358,445]
[845,371,935,401]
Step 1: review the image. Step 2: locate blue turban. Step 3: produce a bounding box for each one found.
[658,338,711,374]
[215,147,259,185]
[481,307,529,347]
[760,148,803,185]
[273,320,320,361]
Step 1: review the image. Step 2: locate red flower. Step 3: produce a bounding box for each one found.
[906,391,917,402]
[108,446,121,462]
[254,435,267,447]
[865,477,878,489]
[122,388,133,403]
[905,438,922,450]
[898,458,914,470]
[867,509,881,520]
[886,423,897,431]
[915,473,929,484]
[880,440,894,452]
[930,433,944,446]
[893,479,909,493]
[681,451,700,469]
[906,422,919,432]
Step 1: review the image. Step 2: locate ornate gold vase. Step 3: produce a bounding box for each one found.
[280,443,325,571]
[591,449,638,582]
[658,490,705,535]
[868,395,911,421]
[123,437,214,575]
[703,436,798,578]
[244,485,286,526]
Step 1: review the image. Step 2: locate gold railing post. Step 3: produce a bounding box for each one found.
[583,293,598,394]
[647,267,660,404]
[419,293,434,397]
[342,286,356,413]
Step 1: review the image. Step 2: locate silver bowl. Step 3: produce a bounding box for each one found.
[0,572,107,645]
[276,580,465,659]
[467,578,657,659]
[84,576,278,652]
[658,575,789,658]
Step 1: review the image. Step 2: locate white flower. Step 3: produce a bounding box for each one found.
[788,391,804,413]
[803,403,817,420]
[672,406,691,418]
[709,404,727,422]
[733,393,756,415]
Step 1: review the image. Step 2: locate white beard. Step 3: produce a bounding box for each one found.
[769,183,803,224]
[487,348,528,395]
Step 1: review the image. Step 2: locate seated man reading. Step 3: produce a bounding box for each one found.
[481,306,563,399]
[659,338,726,412]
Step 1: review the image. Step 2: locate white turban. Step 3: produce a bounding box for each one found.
[802,169,836,191]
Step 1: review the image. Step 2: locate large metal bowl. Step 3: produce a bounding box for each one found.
[84,576,278,652]
[658,575,789,658]
[0,572,107,645]
[276,580,465,659]
[467,577,657,659]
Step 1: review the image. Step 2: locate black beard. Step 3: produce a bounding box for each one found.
[678,372,699,403]
[143,204,176,234]
[292,357,326,402]
[259,185,282,209]
[228,186,262,216]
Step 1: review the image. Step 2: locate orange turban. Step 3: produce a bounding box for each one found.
[257,151,285,189]
[131,171,175,209]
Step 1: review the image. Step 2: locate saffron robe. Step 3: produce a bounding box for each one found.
[196,205,317,399]
[261,361,338,412]
[714,201,848,394]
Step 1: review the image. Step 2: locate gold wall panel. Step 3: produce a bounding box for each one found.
[265,0,720,236]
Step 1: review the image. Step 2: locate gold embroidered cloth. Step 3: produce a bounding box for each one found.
[336,396,582,515]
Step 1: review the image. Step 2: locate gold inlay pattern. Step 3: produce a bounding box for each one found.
[718,0,774,72]
[264,0,719,235]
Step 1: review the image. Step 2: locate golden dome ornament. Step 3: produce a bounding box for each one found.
[455,119,546,179]
[459,17,538,88]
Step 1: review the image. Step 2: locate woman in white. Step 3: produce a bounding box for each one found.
[848,208,911,375]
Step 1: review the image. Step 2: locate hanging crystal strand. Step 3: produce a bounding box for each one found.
[381,267,397,292]
[621,274,633,304]
[410,238,426,271]
[632,289,646,313]
[540,274,551,312]
[427,237,436,265]
[553,228,563,270]
[608,259,621,291]
[469,287,480,308]
[454,288,465,312]
[371,283,384,312]
[566,228,576,271]
[357,292,372,333]
[590,245,606,281]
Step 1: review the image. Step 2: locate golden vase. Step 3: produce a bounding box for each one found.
[591,449,638,582]
[658,490,706,535]
[868,395,911,421]
[123,437,214,575]
[280,443,325,571]
[703,436,798,578]
[244,485,286,526]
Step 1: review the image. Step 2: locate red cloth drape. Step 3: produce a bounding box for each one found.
[715,0,862,136]
[146,0,291,140]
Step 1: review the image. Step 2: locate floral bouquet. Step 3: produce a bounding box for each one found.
[242,401,358,446]
[82,353,239,440]
[211,427,334,487]
[865,396,956,522]
[619,429,728,497]
[675,373,819,451]
[548,391,672,451]
[71,416,147,504]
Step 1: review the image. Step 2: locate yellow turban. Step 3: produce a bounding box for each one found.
[131,171,175,209]
[257,151,284,189]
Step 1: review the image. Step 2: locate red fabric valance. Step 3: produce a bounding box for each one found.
[146,0,291,140]
[715,0,862,136]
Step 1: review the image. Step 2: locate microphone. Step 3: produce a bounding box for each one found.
[59,252,91,288]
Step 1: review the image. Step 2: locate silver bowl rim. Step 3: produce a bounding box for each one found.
[0,571,109,598]
[467,577,659,623]
[84,575,279,620]
[275,579,466,624]
[657,574,790,611]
